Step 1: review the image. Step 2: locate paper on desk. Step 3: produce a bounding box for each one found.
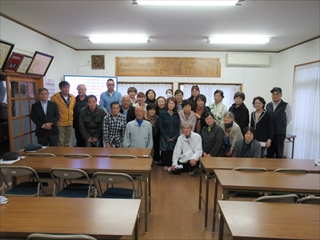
[0,156,26,164]
[0,196,9,205]
[19,146,48,152]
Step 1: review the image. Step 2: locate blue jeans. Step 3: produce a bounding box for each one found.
[85,138,102,147]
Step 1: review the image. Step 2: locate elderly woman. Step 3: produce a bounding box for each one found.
[220,111,243,157]
[233,127,261,158]
[158,97,180,170]
[201,112,224,157]
[228,92,249,132]
[209,89,227,126]
[179,99,196,135]
[250,96,273,157]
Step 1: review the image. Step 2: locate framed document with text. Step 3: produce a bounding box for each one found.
[0,39,15,71]
[16,55,33,74]
[26,51,54,76]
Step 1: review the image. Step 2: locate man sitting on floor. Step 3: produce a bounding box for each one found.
[169,121,203,175]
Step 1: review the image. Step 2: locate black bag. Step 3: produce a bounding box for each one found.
[2,152,20,161]
[24,143,43,152]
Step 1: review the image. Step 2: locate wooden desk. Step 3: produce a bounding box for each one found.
[199,157,320,228]
[218,201,320,240]
[19,146,152,158]
[212,170,320,233]
[8,156,152,233]
[0,197,141,240]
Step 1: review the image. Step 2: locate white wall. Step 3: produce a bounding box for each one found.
[0,17,77,92]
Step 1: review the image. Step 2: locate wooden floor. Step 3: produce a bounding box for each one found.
[131,164,229,240]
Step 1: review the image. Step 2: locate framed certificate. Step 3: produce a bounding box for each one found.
[3,52,24,72]
[0,39,15,71]
[26,51,54,76]
[16,55,33,74]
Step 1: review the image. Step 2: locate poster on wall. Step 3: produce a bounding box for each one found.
[26,51,54,76]
[4,52,24,72]
[44,78,56,99]
[0,39,15,71]
[16,55,33,74]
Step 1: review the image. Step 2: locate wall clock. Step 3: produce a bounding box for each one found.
[91,55,105,69]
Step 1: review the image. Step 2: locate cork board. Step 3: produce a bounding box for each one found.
[115,57,221,77]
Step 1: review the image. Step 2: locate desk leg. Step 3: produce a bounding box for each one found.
[218,212,224,240]
[204,173,209,229]
[291,137,295,159]
[144,174,148,233]
[199,163,203,210]
[135,214,139,240]
[148,171,151,213]
[212,178,218,232]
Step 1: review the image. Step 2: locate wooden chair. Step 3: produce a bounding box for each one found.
[254,194,299,203]
[0,166,48,197]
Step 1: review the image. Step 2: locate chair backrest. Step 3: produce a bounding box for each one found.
[50,168,91,181]
[233,167,267,172]
[274,168,310,173]
[93,172,136,197]
[63,154,92,158]
[109,154,137,158]
[27,153,56,157]
[297,196,320,204]
[27,233,97,240]
[254,194,299,203]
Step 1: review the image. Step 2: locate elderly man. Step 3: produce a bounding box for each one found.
[120,95,136,123]
[169,121,203,175]
[102,101,126,148]
[266,87,292,158]
[100,79,122,114]
[124,106,153,148]
[74,84,87,147]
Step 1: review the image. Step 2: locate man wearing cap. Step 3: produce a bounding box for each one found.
[266,87,292,158]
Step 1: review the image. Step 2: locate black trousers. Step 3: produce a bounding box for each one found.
[161,150,173,167]
[74,126,86,147]
[267,134,286,158]
[37,134,58,146]
[153,132,161,161]
[172,160,199,174]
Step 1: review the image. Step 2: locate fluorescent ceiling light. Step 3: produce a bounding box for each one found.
[208,36,270,44]
[89,35,150,43]
[134,1,239,6]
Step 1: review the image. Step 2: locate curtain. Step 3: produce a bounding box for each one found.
[118,83,172,99]
[292,62,320,159]
[180,84,240,109]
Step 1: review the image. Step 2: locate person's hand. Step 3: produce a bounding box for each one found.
[226,150,233,157]
[203,152,207,157]
[170,165,176,171]
[92,137,98,143]
[266,140,271,148]
[43,122,52,130]
[167,138,174,142]
[87,137,93,142]
[194,113,200,119]
[190,159,197,166]
[105,142,111,148]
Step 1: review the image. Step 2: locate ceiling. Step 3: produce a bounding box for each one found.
[0,0,319,52]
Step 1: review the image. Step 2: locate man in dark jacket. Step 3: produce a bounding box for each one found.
[120,95,136,123]
[266,87,292,158]
[30,88,59,146]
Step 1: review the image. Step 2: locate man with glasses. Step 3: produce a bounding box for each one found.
[100,79,122,114]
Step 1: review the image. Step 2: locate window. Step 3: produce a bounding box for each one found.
[291,61,320,159]
[118,82,173,99]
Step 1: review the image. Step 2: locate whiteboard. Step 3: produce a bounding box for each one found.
[63,75,118,104]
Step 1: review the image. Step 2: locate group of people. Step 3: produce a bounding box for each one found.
[30,79,292,176]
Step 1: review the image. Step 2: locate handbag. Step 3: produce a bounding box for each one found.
[2,152,20,161]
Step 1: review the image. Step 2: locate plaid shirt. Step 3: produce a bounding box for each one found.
[103,113,127,147]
